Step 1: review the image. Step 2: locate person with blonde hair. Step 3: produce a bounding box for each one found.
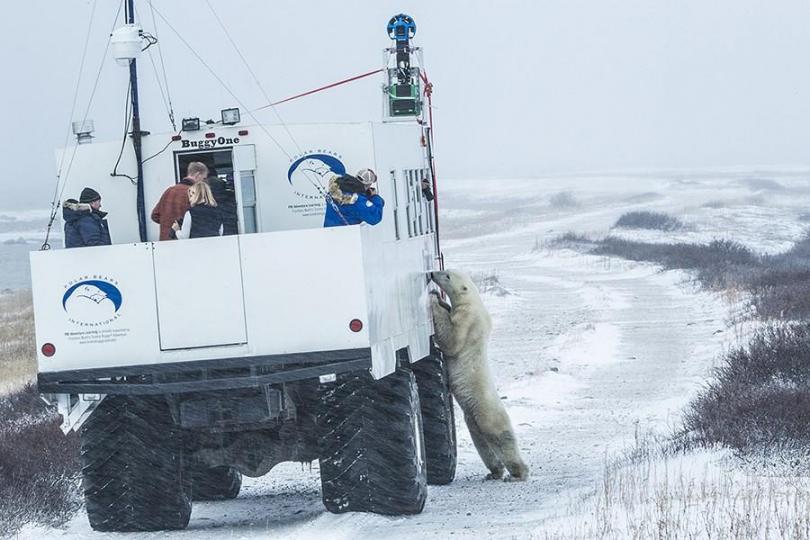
[172,181,223,239]
[151,161,208,240]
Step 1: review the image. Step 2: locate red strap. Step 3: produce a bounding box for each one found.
[419,70,442,267]
[255,68,384,110]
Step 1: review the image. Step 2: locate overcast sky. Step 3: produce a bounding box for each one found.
[1,0,809,208]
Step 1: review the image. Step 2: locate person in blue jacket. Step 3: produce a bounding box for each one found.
[63,187,112,248]
[323,168,385,227]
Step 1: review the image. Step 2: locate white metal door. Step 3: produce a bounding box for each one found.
[233,144,259,233]
[153,237,248,350]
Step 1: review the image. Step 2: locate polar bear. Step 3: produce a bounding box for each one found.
[429,269,529,482]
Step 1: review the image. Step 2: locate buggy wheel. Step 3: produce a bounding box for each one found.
[81,396,192,532]
[317,367,427,515]
[412,349,457,485]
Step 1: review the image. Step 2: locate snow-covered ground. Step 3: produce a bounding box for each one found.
[22,172,810,539]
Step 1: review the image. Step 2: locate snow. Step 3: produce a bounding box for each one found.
[22,171,810,538]
[535,447,810,539]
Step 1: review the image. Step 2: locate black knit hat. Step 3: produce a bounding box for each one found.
[79,187,101,204]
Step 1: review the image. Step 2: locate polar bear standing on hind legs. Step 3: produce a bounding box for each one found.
[429,269,529,482]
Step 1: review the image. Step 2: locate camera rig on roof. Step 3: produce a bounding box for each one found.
[384,14,422,119]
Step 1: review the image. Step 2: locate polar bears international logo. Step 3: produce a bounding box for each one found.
[287,151,346,201]
[62,279,123,326]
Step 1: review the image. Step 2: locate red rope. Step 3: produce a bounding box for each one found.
[419,70,443,269]
[420,71,434,137]
[254,68,384,110]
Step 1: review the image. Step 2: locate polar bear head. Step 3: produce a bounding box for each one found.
[430,269,480,305]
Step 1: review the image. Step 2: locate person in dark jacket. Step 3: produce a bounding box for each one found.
[62,188,112,248]
[206,168,239,236]
[172,181,223,239]
[323,168,384,228]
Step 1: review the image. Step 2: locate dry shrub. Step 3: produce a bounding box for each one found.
[0,385,81,536]
[703,200,727,209]
[746,234,810,319]
[571,232,810,320]
[614,211,684,231]
[592,237,758,289]
[0,290,36,394]
[685,323,810,451]
[549,192,579,209]
[553,232,592,245]
[741,177,785,191]
[0,293,80,535]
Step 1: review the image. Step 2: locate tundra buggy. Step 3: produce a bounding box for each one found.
[31,9,455,531]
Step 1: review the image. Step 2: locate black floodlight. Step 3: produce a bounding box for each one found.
[182,117,201,131]
[221,108,241,125]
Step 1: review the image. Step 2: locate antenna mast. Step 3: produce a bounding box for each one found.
[125,0,147,242]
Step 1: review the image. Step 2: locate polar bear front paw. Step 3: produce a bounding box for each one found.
[430,291,452,313]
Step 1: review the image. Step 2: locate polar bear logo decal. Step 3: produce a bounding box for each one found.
[287,153,346,200]
[62,280,123,324]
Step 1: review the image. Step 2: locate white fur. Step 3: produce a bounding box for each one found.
[430,270,529,481]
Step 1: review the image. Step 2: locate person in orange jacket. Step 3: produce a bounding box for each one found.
[151,162,208,240]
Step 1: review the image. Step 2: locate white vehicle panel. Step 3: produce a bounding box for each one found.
[255,123,376,234]
[153,237,247,350]
[240,226,369,355]
[360,228,433,378]
[31,243,160,373]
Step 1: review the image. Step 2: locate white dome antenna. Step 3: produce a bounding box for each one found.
[110,24,143,66]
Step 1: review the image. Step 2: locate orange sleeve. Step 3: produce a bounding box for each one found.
[151,193,164,223]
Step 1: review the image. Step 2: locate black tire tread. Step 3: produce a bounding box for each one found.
[318,368,427,515]
[81,396,191,532]
[412,351,457,485]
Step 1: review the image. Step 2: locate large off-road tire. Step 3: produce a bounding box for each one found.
[412,350,457,485]
[317,368,427,515]
[190,465,242,500]
[81,396,192,532]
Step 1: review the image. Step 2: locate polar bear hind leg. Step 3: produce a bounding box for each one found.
[474,402,530,482]
[494,430,530,482]
[464,413,505,480]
